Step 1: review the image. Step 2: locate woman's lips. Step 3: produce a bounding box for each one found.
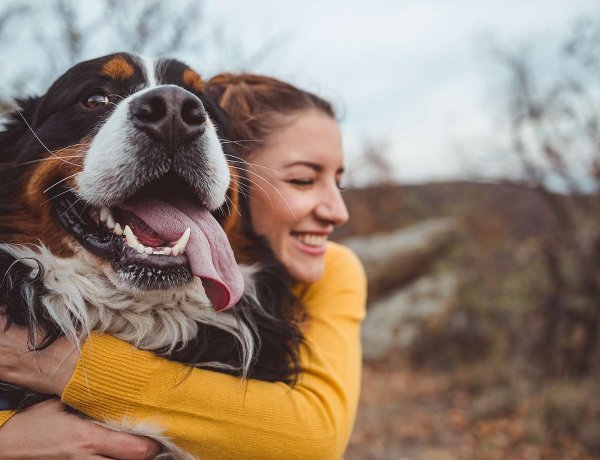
[291,232,328,255]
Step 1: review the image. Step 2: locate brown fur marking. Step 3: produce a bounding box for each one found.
[9,145,88,256]
[183,69,205,93]
[101,56,135,80]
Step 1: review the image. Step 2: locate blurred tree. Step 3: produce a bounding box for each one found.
[340,138,401,235]
[0,0,287,103]
[345,138,398,188]
[492,15,600,377]
[0,0,207,99]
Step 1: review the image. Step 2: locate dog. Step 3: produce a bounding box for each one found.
[0,53,302,458]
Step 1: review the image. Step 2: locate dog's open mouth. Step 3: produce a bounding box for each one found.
[52,175,243,311]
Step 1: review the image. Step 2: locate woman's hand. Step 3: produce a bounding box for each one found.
[0,399,161,459]
[0,316,79,396]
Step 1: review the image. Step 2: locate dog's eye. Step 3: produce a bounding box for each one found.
[83,92,110,109]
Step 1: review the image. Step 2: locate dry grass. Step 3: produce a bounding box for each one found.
[347,356,600,459]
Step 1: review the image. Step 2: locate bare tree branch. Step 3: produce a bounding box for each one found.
[489,15,600,376]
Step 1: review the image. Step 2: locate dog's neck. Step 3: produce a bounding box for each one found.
[0,243,247,354]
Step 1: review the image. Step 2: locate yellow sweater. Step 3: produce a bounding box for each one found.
[0,242,366,459]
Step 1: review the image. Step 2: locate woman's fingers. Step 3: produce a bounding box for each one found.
[93,425,162,460]
[0,399,161,459]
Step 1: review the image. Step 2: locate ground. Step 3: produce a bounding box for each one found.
[346,361,599,460]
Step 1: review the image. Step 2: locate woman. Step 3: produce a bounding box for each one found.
[0,74,366,459]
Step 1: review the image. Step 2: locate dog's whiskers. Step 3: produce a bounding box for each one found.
[224,154,283,176]
[218,137,264,151]
[229,177,254,201]
[224,194,241,218]
[15,110,82,167]
[78,202,93,223]
[222,196,231,216]
[60,195,86,218]
[13,140,89,167]
[41,187,78,206]
[14,154,86,167]
[230,165,297,218]
[43,172,82,195]
[230,172,297,220]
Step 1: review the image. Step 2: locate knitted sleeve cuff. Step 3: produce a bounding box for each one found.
[62,332,160,420]
[0,410,16,428]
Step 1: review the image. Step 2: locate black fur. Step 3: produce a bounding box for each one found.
[0,53,303,411]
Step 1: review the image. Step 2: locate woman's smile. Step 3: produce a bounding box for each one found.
[290,231,330,255]
[247,109,349,283]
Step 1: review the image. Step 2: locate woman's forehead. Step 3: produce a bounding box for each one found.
[258,110,343,167]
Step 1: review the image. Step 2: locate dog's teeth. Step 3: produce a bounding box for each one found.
[106,214,116,230]
[124,225,139,248]
[170,228,191,257]
[100,207,110,222]
[163,247,172,256]
[173,228,191,254]
[114,222,123,236]
[144,246,153,255]
[136,243,145,254]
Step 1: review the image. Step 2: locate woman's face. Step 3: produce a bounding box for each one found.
[246,109,349,283]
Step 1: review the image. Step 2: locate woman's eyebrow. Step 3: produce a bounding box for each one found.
[284,161,345,175]
[283,161,323,172]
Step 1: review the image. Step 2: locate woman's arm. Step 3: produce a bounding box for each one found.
[0,243,366,459]
[65,243,365,459]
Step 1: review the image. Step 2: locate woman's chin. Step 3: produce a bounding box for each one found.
[286,258,325,284]
[278,239,327,283]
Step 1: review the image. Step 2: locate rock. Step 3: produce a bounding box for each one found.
[361,272,458,361]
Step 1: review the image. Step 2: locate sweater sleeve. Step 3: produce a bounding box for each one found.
[61,242,367,460]
[0,411,16,427]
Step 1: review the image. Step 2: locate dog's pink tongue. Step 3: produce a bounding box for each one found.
[120,198,243,311]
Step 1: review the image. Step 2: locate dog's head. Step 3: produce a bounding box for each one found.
[0,53,243,310]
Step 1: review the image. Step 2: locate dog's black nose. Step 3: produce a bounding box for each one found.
[130,86,206,145]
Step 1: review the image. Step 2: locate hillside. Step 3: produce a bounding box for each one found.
[335,181,555,241]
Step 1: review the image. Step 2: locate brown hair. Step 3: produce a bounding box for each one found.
[205,73,335,151]
[203,75,322,382]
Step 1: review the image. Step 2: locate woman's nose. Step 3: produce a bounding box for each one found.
[315,185,349,226]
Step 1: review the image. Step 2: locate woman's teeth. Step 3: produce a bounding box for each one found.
[99,206,190,256]
[294,233,327,247]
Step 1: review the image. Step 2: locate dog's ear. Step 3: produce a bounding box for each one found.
[198,92,235,145]
[0,96,41,162]
[198,92,243,229]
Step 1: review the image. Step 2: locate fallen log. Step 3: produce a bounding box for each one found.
[344,217,459,302]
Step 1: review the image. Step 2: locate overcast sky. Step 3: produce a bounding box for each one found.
[1,0,597,184]
[198,0,597,183]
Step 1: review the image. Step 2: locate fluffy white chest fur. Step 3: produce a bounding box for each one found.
[2,242,261,460]
[1,243,253,360]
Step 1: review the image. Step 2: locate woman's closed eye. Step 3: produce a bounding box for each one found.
[286,178,315,187]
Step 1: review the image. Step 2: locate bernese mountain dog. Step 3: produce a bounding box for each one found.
[0,53,302,458]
